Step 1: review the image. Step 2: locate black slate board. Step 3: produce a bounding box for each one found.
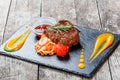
[0,18,120,78]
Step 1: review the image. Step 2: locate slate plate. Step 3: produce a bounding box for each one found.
[0,17,120,78]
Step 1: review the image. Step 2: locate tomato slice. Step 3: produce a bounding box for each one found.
[55,42,69,57]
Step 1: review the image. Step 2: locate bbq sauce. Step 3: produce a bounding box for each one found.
[34,24,50,37]
[35,24,49,30]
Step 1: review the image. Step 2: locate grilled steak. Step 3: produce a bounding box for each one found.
[44,20,80,47]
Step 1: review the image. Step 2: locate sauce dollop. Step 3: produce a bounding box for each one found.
[35,24,49,30]
[34,24,50,37]
[78,63,86,69]
[78,46,86,69]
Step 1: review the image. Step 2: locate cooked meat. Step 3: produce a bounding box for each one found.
[44,20,80,47]
[55,19,74,27]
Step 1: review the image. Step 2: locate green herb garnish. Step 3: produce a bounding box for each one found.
[48,25,72,31]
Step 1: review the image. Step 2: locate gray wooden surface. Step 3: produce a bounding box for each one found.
[0,0,120,80]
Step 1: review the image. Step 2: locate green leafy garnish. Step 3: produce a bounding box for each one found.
[48,25,72,31]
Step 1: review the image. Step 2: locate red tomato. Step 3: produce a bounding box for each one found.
[35,24,49,30]
[55,42,69,57]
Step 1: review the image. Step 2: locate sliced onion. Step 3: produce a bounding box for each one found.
[38,37,48,46]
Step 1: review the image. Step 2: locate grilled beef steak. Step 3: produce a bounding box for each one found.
[44,20,80,47]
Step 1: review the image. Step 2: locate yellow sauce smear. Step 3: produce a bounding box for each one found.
[78,46,86,69]
[89,33,114,61]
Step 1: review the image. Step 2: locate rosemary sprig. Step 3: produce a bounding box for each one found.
[48,25,72,31]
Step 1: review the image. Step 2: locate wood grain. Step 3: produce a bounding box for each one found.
[97,0,120,80]
[0,0,12,79]
[74,0,111,80]
[0,57,38,80]
[74,0,101,29]
[0,0,11,45]
[97,0,120,34]
[38,66,81,80]
[41,0,77,24]
[0,0,41,80]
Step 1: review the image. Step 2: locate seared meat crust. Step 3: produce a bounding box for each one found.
[44,20,80,47]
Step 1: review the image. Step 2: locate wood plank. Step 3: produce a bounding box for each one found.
[96,0,120,34]
[0,57,38,80]
[75,0,101,29]
[74,0,111,80]
[0,0,41,80]
[38,66,81,80]
[97,0,120,80]
[39,0,82,80]
[0,0,11,45]
[41,0,77,24]
[0,0,12,79]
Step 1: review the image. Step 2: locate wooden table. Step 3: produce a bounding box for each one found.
[0,0,120,80]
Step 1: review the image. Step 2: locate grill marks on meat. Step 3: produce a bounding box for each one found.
[44,29,61,43]
[44,20,80,47]
[60,27,79,46]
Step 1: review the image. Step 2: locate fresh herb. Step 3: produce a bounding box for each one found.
[48,25,72,31]
[62,42,65,45]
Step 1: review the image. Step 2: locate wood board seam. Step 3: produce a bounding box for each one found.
[108,61,113,80]
[37,65,39,80]
[95,0,103,30]
[73,0,78,25]
[38,0,43,79]
[40,0,42,17]
[2,0,12,44]
[95,0,114,80]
